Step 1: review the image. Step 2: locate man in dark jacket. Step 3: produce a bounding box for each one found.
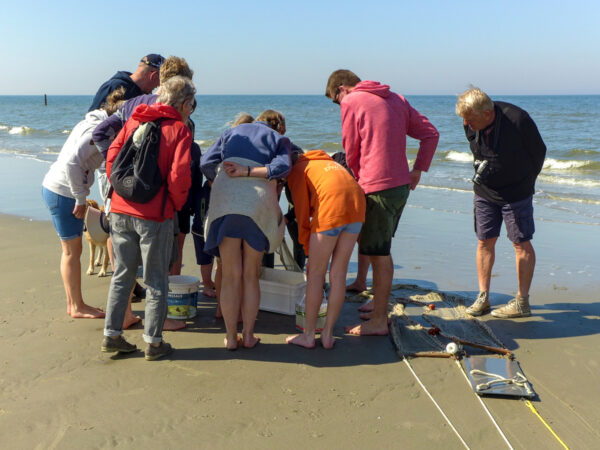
[456,87,546,318]
[88,54,164,112]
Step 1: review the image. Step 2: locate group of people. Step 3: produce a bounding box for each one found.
[42,54,546,360]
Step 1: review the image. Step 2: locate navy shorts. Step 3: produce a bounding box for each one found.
[192,232,214,266]
[177,209,191,234]
[42,187,84,241]
[474,194,535,243]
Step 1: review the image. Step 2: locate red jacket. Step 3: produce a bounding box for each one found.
[107,103,192,222]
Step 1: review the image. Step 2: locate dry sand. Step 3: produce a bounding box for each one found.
[1,213,598,449]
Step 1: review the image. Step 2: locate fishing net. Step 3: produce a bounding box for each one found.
[347,284,510,358]
[275,239,303,272]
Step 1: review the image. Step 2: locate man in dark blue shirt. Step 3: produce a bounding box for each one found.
[88,54,164,112]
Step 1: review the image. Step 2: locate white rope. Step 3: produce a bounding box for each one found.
[403,359,470,450]
[470,369,533,396]
[455,360,514,450]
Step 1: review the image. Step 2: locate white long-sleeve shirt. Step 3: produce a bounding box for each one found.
[42,110,108,205]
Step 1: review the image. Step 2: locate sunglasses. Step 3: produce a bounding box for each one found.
[332,86,341,104]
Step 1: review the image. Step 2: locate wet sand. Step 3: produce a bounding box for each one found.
[0,212,598,448]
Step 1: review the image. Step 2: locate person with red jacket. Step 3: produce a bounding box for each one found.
[325,69,439,336]
[101,76,195,361]
[285,150,366,349]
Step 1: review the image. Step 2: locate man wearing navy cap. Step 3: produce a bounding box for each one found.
[88,54,165,112]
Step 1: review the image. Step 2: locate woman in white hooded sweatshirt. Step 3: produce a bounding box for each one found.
[42,88,125,319]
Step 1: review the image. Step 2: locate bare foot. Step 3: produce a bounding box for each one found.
[359,311,372,320]
[202,286,217,298]
[345,320,388,336]
[242,334,260,349]
[286,333,316,349]
[163,318,186,331]
[346,280,367,293]
[70,304,105,319]
[123,313,142,329]
[358,300,374,312]
[224,335,242,350]
[320,333,336,350]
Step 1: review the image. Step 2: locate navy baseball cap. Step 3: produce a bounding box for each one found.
[141,54,165,69]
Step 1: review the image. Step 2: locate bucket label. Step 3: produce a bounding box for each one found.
[167,292,198,319]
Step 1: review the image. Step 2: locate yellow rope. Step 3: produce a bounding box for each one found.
[523,400,569,449]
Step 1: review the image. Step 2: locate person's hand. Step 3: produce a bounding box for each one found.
[73,204,86,219]
[223,161,247,177]
[409,169,422,190]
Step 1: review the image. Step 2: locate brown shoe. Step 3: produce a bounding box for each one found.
[491,295,531,318]
[466,291,490,316]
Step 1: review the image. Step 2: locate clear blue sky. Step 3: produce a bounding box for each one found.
[2,0,599,95]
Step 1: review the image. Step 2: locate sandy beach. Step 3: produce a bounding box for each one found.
[1,205,598,449]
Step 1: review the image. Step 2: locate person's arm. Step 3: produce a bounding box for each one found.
[93,109,126,158]
[106,123,130,178]
[264,136,292,179]
[200,134,226,181]
[65,130,96,206]
[519,115,547,176]
[168,126,193,211]
[287,164,312,256]
[406,103,439,190]
[340,102,361,179]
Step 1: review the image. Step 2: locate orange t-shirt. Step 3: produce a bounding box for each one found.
[287,150,366,255]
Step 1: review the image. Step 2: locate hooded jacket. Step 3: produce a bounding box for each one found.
[341,81,439,194]
[287,150,366,255]
[88,71,143,112]
[107,103,192,222]
[42,109,108,205]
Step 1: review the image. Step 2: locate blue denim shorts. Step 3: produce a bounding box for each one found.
[474,194,535,243]
[42,187,84,241]
[319,221,363,237]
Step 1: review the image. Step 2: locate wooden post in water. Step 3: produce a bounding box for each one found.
[44,94,47,106]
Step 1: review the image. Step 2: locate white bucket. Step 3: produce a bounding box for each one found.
[167,275,200,320]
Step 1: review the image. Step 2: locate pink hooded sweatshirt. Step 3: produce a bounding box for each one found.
[340,81,439,194]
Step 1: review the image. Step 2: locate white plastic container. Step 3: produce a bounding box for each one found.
[259,268,306,315]
[167,275,200,320]
[295,292,328,332]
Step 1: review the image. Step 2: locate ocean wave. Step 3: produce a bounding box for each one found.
[538,174,600,188]
[442,150,473,163]
[565,148,600,157]
[194,139,214,148]
[7,126,34,135]
[543,158,600,171]
[61,129,70,134]
[320,141,343,150]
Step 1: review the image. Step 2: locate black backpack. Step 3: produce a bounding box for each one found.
[109,119,165,204]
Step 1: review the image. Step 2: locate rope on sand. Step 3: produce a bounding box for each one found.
[455,360,514,449]
[403,359,470,449]
[523,400,569,450]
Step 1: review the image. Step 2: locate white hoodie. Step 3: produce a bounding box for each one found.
[42,110,108,205]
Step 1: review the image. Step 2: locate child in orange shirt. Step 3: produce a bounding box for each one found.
[285,150,366,349]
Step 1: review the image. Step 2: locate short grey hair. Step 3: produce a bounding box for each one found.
[456,86,494,116]
[157,76,196,108]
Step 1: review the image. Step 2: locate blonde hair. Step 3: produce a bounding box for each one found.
[256,110,285,134]
[159,56,194,85]
[456,86,494,116]
[231,112,254,127]
[101,86,126,116]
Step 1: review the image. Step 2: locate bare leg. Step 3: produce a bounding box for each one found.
[214,258,223,318]
[201,261,216,297]
[169,232,186,276]
[60,237,104,318]
[345,254,392,335]
[514,240,535,297]
[240,241,263,348]
[287,232,337,349]
[219,238,243,349]
[322,231,358,349]
[477,237,497,293]
[347,245,369,292]
[122,285,142,329]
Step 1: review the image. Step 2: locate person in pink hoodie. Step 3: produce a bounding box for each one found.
[325,69,439,336]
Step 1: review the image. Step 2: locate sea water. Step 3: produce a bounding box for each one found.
[1,94,598,226]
